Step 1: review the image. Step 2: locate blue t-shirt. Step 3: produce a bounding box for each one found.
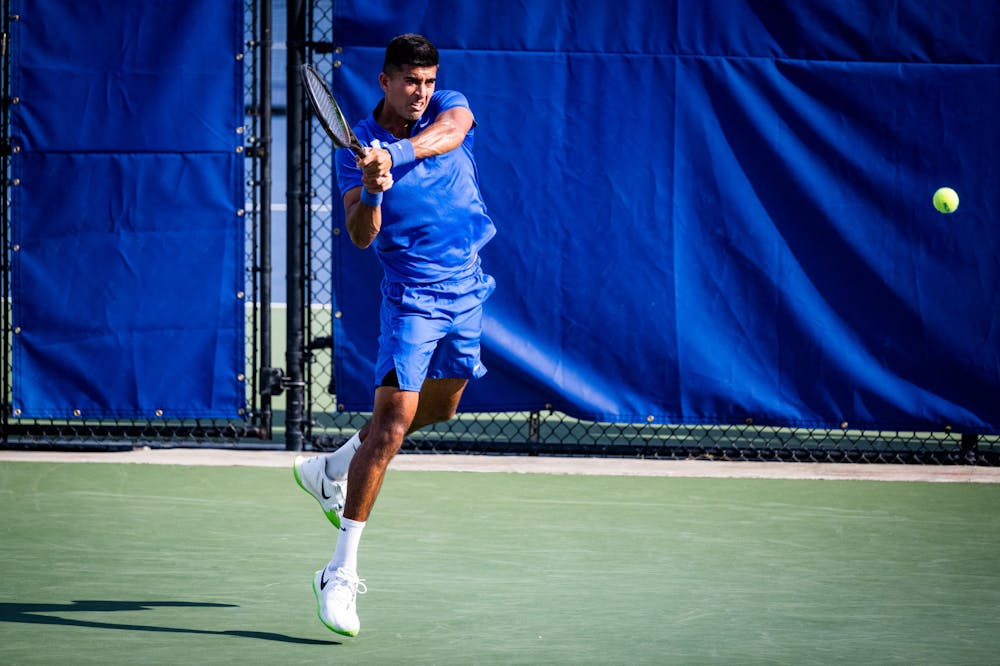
[336,90,496,284]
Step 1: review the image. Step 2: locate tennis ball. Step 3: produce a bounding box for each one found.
[933,187,959,214]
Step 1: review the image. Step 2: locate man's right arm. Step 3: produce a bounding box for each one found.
[344,159,394,248]
[344,186,381,249]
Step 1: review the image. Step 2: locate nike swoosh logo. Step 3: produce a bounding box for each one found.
[320,569,331,590]
[320,479,331,500]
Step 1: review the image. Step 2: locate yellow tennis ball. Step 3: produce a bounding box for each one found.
[933,187,959,214]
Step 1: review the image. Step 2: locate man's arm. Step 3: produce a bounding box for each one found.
[410,106,475,158]
[346,105,474,248]
[343,186,379,249]
[360,106,475,180]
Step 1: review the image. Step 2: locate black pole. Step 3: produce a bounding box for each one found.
[960,433,979,464]
[284,0,307,450]
[258,0,273,439]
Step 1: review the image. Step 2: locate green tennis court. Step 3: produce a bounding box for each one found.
[2,459,999,664]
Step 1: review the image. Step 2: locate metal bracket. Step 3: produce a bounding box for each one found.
[308,336,332,351]
[260,366,305,397]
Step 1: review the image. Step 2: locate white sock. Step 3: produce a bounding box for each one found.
[328,517,365,574]
[324,431,361,480]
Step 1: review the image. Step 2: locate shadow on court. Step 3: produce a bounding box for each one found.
[0,600,338,646]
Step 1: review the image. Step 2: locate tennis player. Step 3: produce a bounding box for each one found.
[292,33,496,637]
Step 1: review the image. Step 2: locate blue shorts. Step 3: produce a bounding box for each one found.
[375,270,496,392]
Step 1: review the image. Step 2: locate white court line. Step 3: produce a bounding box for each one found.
[1,448,999,483]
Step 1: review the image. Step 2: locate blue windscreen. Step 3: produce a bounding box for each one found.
[10,0,246,419]
[329,1,999,433]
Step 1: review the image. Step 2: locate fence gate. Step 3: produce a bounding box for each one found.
[2,0,273,448]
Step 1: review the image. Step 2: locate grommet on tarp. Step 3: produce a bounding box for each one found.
[840,421,849,429]
[646,415,655,423]
[155,409,163,417]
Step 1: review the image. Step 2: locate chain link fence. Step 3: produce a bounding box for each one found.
[1,0,271,448]
[3,1,996,465]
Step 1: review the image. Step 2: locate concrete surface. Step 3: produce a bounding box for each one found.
[2,448,999,483]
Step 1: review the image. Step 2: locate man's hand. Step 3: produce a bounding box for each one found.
[358,148,394,192]
[362,168,394,194]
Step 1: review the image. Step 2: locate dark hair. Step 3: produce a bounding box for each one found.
[383,33,439,74]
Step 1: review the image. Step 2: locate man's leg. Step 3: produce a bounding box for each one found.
[343,385,420,521]
[338,376,468,520]
[294,377,468,530]
[313,385,420,637]
[409,377,468,432]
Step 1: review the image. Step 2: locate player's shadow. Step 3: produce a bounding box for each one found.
[0,600,338,646]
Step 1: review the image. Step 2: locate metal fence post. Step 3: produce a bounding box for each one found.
[960,433,979,464]
[284,0,307,450]
[257,0,273,439]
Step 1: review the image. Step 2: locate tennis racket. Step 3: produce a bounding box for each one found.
[299,64,367,157]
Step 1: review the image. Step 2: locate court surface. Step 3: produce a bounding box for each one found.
[2,451,999,664]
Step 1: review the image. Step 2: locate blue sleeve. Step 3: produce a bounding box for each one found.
[335,146,362,199]
[428,90,473,123]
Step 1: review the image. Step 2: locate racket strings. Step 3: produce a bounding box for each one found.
[304,73,352,147]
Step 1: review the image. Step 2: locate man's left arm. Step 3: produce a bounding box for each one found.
[409,106,474,158]
[359,106,474,178]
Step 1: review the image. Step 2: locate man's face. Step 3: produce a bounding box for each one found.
[380,65,438,122]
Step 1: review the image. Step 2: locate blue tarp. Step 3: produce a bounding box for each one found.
[11,0,246,419]
[330,0,1000,433]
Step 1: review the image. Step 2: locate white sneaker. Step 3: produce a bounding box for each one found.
[313,567,366,637]
[293,455,346,528]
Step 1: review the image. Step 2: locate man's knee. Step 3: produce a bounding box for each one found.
[363,421,407,464]
[371,415,410,445]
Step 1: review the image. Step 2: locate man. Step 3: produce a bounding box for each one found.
[292,33,496,637]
